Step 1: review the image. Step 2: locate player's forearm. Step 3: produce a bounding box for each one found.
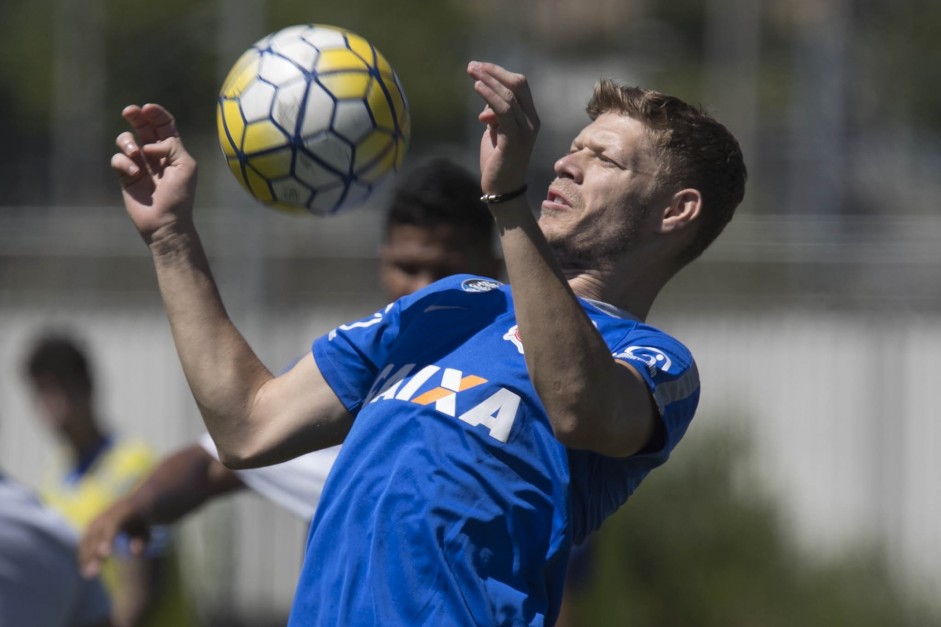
[493,200,644,453]
[131,445,244,525]
[148,223,274,459]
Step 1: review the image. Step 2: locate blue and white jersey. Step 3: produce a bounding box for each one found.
[288,275,699,627]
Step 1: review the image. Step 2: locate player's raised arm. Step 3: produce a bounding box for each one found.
[112,104,352,467]
[466,62,656,458]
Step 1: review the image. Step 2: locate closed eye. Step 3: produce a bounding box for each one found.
[567,146,625,169]
[598,153,624,168]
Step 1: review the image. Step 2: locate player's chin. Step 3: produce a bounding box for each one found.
[541,229,572,258]
[536,207,573,239]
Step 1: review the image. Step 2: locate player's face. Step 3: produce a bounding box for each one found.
[380,224,491,301]
[29,376,86,434]
[539,112,665,269]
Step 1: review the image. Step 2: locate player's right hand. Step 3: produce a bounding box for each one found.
[78,496,152,579]
[466,61,540,197]
[111,103,198,245]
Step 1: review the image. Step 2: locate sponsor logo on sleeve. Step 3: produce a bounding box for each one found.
[614,346,673,376]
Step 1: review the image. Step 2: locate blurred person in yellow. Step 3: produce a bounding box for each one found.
[23,332,198,627]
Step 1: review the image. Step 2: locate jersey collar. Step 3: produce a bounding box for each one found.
[580,298,642,322]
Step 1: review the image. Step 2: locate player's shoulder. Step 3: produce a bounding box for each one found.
[0,476,42,515]
[397,274,507,311]
[612,322,696,381]
[450,275,506,294]
[624,322,694,361]
[580,299,694,364]
[0,476,79,544]
[413,274,505,297]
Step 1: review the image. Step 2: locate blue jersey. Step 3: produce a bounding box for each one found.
[289,275,699,626]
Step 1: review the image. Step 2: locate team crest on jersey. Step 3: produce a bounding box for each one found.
[503,325,524,354]
[614,346,673,376]
[461,278,502,292]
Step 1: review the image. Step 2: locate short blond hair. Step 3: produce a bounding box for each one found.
[588,79,747,265]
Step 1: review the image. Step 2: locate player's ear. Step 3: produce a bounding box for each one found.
[657,189,701,234]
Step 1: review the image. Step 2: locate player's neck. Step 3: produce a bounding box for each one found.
[65,419,108,463]
[566,270,659,322]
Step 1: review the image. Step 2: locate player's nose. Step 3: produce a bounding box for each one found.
[553,151,583,183]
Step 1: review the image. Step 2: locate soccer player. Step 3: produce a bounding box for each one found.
[22,334,197,627]
[78,157,502,576]
[107,60,746,625]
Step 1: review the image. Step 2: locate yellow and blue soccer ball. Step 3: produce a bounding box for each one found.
[217,24,410,215]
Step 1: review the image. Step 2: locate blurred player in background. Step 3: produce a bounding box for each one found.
[106,58,745,625]
[78,156,502,572]
[23,333,197,627]
[0,469,111,627]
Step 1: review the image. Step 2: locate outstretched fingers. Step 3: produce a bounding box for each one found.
[467,61,539,133]
[115,104,170,188]
[122,105,155,145]
[112,116,188,191]
[111,102,198,240]
[112,132,147,189]
[141,103,180,141]
[122,103,179,146]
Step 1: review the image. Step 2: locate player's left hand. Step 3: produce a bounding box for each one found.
[111,104,198,245]
[467,61,540,197]
[78,496,152,579]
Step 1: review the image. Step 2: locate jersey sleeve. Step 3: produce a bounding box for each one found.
[312,275,501,414]
[312,300,405,414]
[567,330,700,543]
[610,335,700,456]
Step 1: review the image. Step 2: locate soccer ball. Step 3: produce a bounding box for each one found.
[216,24,410,215]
